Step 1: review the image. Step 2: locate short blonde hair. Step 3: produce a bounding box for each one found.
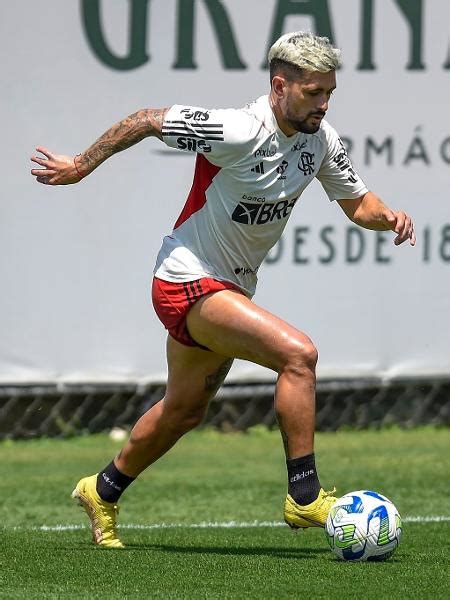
[268,31,341,73]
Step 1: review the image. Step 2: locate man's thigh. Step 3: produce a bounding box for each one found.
[185,290,313,372]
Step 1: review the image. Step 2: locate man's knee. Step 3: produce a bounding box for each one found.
[164,404,208,435]
[281,337,318,378]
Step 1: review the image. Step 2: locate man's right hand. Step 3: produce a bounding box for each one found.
[31,147,83,185]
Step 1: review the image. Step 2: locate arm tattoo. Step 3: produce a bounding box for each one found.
[204,359,233,394]
[78,107,169,174]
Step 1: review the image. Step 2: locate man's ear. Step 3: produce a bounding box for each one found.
[271,75,287,99]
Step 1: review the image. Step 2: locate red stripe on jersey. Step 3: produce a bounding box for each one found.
[173,154,221,230]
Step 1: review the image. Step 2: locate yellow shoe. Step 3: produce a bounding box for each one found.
[284,488,337,529]
[71,474,124,548]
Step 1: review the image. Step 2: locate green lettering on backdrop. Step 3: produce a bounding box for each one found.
[262,0,334,68]
[396,0,425,69]
[81,0,150,70]
[358,0,425,70]
[173,0,246,69]
[80,0,447,71]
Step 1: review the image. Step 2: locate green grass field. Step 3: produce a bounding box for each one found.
[1,427,450,599]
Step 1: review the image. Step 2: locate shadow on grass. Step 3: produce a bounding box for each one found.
[119,543,329,559]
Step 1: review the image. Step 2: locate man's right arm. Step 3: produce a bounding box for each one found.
[31,107,169,186]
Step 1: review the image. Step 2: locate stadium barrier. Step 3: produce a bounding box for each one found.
[0,378,449,439]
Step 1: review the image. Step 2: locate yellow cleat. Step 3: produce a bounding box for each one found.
[284,488,337,529]
[71,474,124,548]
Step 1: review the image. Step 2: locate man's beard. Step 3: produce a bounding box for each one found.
[287,112,325,134]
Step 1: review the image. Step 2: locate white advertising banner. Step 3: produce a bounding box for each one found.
[2,0,449,384]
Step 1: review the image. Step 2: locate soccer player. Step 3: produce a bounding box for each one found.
[31,32,415,548]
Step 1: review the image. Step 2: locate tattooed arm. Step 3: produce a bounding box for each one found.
[30,108,169,185]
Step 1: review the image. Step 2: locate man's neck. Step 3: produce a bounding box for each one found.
[269,93,297,137]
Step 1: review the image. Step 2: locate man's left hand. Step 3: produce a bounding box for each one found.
[382,209,416,246]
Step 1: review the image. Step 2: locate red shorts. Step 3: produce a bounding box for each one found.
[152,276,244,348]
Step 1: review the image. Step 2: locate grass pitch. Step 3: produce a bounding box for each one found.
[1,427,450,599]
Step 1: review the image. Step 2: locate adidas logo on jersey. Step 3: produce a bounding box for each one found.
[232,198,297,225]
[251,162,265,174]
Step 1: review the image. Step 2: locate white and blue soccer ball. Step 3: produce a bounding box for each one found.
[325,490,402,561]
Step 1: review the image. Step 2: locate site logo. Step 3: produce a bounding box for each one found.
[298,151,315,175]
[234,265,259,276]
[232,197,297,225]
[176,137,212,153]
[180,108,210,121]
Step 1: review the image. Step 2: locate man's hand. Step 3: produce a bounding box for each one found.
[381,208,416,246]
[31,147,82,185]
[338,193,416,246]
[30,108,169,186]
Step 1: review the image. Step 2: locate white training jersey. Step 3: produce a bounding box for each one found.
[154,95,368,296]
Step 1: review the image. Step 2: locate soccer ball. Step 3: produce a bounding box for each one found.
[325,490,402,561]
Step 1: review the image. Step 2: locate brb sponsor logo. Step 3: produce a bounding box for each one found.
[176,137,211,153]
[180,108,210,121]
[232,197,297,225]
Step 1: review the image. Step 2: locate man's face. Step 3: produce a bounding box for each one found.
[281,70,336,134]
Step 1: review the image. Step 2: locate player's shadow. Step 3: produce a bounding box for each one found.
[121,543,329,559]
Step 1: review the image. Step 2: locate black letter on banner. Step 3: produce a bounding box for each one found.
[403,131,430,166]
[340,136,353,158]
[439,226,450,261]
[319,226,335,264]
[346,227,365,263]
[265,239,284,264]
[262,0,334,69]
[444,45,450,70]
[358,0,424,70]
[81,0,150,70]
[173,0,246,69]
[375,232,391,264]
[440,138,450,164]
[293,227,310,264]
[423,227,431,262]
[365,138,393,166]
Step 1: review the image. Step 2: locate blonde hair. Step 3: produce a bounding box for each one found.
[268,31,341,73]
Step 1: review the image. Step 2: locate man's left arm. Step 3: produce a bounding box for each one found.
[337,191,416,246]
